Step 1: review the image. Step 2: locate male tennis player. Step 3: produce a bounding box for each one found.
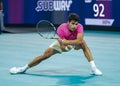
[10,13,102,75]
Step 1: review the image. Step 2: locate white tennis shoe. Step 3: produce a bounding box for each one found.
[91,68,102,75]
[9,67,26,74]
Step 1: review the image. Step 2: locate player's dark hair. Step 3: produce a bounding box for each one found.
[68,13,79,22]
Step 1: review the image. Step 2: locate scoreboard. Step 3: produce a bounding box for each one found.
[3,0,120,28]
[84,0,113,26]
[83,0,120,27]
[84,0,116,27]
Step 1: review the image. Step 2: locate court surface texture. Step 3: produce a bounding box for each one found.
[0,30,120,86]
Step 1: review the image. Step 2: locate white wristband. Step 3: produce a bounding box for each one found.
[65,46,72,51]
[65,47,69,51]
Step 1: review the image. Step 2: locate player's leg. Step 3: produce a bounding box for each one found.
[79,40,102,75]
[74,42,94,61]
[9,48,59,74]
[28,42,71,68]
[80,40,93,62]
[9,40,66,74]
[28,48,59,67]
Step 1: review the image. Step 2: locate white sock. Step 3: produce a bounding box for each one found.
[21,64,29,71]
[89,61,97,69]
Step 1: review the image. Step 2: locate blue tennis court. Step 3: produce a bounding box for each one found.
[0,30,120,86]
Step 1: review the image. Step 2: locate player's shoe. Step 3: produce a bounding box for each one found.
[91,68,102,75]
[9,67,26,74]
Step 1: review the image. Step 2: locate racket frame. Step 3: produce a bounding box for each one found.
[36,20,58,39]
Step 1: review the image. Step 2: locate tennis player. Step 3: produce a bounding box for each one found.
[10,13,102,75]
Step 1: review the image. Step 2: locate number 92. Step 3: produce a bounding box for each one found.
[93,3,105,17]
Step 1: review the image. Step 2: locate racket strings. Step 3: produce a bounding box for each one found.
[36,20,57,39]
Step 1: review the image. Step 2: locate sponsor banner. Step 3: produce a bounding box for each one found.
[3,0,120,27]
[35,0,72,11]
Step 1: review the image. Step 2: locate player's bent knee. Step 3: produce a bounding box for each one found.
[79,40,89,49]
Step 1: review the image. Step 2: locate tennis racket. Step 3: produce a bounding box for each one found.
[36,20,58,39]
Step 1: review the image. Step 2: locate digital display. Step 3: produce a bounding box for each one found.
[84,0,114,26]
[83,0,120,27]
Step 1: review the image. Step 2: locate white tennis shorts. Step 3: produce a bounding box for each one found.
[49,40,63,53]
[49,40,76,53]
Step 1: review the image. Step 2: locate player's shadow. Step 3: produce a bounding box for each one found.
[25,70,96,85]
